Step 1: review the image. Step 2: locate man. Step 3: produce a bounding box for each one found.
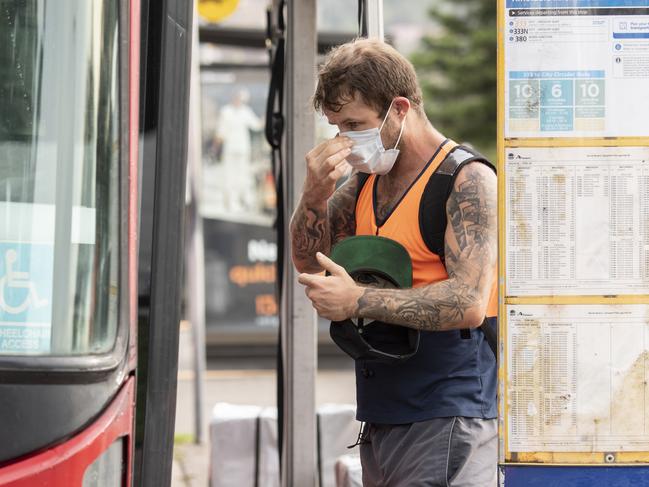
[289,38,498,486]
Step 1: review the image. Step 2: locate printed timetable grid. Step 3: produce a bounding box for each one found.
[505,146,649,296]
[507,305,649,453]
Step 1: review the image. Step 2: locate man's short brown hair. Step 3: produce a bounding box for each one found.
[313,38,424,117]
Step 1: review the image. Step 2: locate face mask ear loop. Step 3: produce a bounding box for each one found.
[392,112,406,150]
[378,99,395,133]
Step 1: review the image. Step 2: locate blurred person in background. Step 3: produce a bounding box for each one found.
[290,38,498,487]
[216,88,262,212]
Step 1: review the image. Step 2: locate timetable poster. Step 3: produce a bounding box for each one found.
[504,0,649,138]
[507,304,649,452]
[505,146,649,296]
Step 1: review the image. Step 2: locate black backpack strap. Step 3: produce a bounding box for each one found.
[419,145,497,351]
[419,145,496,263]
[481,317,498,357]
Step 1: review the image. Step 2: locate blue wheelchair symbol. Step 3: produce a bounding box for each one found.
[0,248,48,314]
[0,243,53,323]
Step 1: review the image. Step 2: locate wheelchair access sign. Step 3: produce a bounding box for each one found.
[0,242,53,353]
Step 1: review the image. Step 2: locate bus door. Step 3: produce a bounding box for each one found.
[0,0,138,485]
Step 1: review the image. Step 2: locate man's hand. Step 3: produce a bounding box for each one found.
[289,136,358,274]
[303,137,353,203]
[297,252,363,321]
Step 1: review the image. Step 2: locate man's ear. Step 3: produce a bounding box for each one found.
[392,97,411,118]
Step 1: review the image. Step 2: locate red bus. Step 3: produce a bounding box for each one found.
[0,1,192,485]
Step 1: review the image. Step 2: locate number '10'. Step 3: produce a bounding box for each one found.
[580,83,600,98]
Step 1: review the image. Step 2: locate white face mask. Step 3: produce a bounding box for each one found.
[340,100,406,175]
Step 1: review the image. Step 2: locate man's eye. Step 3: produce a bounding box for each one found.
[347,123,359,129]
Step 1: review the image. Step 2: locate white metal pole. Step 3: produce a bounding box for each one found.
[365,0,384,41]
[186,0,207,446]
[283,0,318,486]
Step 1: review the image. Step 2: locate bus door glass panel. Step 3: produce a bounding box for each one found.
[0,0,120,355]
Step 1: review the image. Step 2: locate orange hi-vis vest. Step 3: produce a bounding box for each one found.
[354,139,498,318]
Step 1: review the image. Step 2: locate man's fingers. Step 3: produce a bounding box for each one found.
[324,147,352,171]
[306,138,333,160]
[307,136,352,162]
[333,158,351,174]
[297,272,325,287]
[297,273,315,286]
[328,161,351,182]
[335,158,350,170]
[316,252,347,276]
[316,138,353,166]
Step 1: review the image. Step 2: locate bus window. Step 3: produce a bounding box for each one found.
[0,0,120,355]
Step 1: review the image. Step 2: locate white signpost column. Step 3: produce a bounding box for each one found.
[283,1,318,486]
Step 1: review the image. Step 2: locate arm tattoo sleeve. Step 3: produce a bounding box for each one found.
[329,176,360,246]
[290,175,360,272]
[290,199,330,272]
[356,163,497,331]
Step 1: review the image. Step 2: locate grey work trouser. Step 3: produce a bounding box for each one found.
[359,417,497,487]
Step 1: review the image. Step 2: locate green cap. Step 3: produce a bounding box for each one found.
[329,235,412,289]
[328,236,418,363]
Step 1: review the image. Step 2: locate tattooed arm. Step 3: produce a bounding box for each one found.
[290,136,355,273]
[290,172,361,273]
[354,162,497,331]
